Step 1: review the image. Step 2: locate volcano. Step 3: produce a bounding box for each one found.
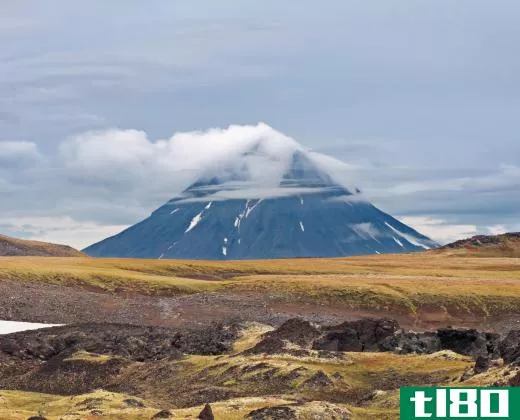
[84,134,437,259]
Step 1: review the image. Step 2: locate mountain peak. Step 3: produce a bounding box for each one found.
[179,141,345,202]
[281,151,343,190]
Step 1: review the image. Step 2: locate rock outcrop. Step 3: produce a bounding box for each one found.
[313,318,400,352]
[0,323,238,361]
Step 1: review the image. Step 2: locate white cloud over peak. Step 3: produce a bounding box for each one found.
[59,123,302,188]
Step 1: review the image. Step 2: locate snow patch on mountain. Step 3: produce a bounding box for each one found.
[186,211,204,233]
[384,221,431,249]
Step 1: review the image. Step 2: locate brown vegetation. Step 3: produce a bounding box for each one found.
[0,234,84,257]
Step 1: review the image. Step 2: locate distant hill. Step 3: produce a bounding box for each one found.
[0,234,85,257]
[436,232,520,257]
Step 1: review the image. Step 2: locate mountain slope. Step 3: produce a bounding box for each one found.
[0,234,84,257]
[85,147,437,260]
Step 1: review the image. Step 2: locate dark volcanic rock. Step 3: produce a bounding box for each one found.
[499,330,520,365]
[246,336,287,355]
[379,331,440,354]
[152,410,172,419]
[247,406,297,419]
[474,355,491,373]
[245,319,320,355]
[313,318,399,352]
[437,328,499,358]
[27,417,48,420]
[0,323,238,362]
[198,403,215,420]
[124,398,145,408]
[380,327,499,358]
[313,326,361,352]
[301,370,334,389]
[267,319,321,346]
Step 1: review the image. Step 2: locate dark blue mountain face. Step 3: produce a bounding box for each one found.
[84,152,437,259]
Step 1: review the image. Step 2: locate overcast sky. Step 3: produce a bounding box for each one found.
[1,0,519,249]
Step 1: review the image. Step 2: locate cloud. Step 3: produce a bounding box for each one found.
[351,223,381,241]
[0,215,128,249]
[59,123,304,192]
[398,216,477,245]
[0,140,42,167]
[176,187,337,203]
[487,225,509,236]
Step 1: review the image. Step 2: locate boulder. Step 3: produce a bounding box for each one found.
[124,398,145,408]
[152,410,172,419]
[268,319,321,347]
[474,355,491,373]
[499,330,520,365]
[313,318,399,352]
[301,370,334,389]
[198,403,214,420]
[245,318,321,355]
[247,406,297,419]
[379,331,440,354]
[437,328,499,358]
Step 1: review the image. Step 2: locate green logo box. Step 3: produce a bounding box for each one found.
[400,387,520,419]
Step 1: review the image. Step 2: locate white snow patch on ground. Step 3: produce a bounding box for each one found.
[185,211,204,233]
[300,221,305,232]
[300,197,304,205]
[224,237,228,244]
[222,246,227,256]
[238,238,241,244]
[158,253,164,259]
[375,251,381,254]
[393,236,404,248]
[205,202,213,210]
[0,321,63,335]
[170,208,179,215]
[384,222,430,249]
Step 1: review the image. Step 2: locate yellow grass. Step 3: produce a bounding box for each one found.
[0,389,158,419]
[63,351,118,364]
[1,253,519,315]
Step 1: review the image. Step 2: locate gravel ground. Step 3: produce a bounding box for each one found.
[1,278,519,332]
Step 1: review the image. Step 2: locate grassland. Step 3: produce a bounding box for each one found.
[1,253,519,327]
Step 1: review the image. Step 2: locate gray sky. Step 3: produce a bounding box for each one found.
[1,0,519,248]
